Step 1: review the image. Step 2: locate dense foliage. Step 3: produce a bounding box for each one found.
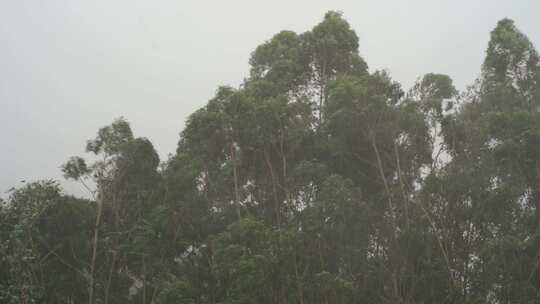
[2,12,540,304]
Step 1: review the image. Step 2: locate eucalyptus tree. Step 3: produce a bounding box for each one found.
[63,118,161,304]
[429,18,540,303]
[4,11,540,304]
[0,181,93,303]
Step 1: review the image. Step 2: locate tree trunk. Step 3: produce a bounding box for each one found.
[104,250,117,304]
[88,198,103,304]
[533,188,540,229]
[231,142,241,220]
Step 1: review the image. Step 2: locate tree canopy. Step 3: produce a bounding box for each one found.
[2,11,540,304]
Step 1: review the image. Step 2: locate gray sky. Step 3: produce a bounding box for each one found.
[1,0,539,197]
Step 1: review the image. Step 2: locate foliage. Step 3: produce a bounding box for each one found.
[2,12,540,304]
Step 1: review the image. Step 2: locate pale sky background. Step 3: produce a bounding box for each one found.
[1,0,540,197]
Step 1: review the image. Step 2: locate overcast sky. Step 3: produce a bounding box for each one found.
[1,0,539,197]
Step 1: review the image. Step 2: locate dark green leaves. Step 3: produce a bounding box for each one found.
[6,12,540,304]
[61,156,90,180]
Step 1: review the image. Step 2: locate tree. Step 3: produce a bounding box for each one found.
[4,12,540,304]
[63,118,161,304]
[0,181,93,303]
